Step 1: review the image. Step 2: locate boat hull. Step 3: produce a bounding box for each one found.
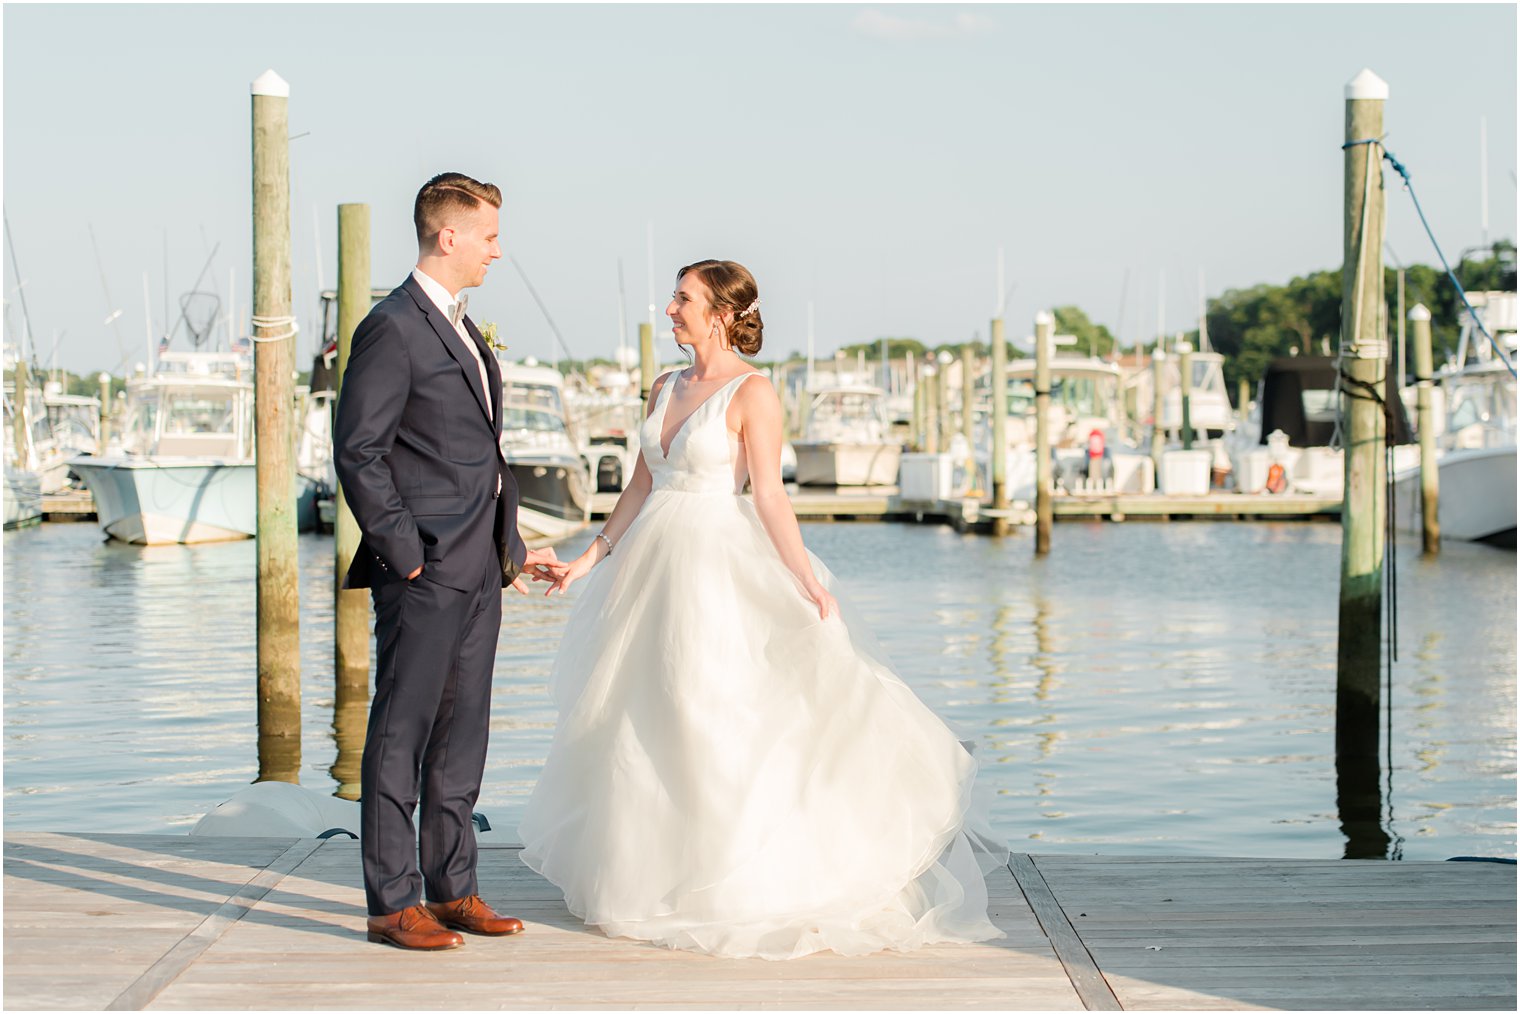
[4,468,42,530]
[793,442,901,486]
[507,455,591,543]
[69,457,257,545]
[1393,444,1517,545]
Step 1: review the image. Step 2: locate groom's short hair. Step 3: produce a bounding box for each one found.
[414,173,502,245]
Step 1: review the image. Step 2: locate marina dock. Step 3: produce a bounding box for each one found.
[39,488,96,522]
[5,832,1512,1010]
[591,489,1342,527]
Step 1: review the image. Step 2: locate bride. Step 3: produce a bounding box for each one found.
[517,259,1007,960]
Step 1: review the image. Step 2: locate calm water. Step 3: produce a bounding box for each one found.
[4,519,1515,860]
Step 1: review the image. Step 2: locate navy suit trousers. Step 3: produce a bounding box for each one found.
[361,554,502,916]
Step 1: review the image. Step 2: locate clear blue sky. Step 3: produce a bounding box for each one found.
[4,3,1515,374]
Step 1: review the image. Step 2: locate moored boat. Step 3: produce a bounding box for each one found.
[793,384,902,486]
[499,361,592,543]
[1392,290,1517,545]
[69,350,257,544]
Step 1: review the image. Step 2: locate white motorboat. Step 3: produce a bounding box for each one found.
[793,385,902,486]
[1392,290,1517,545]
[3,463,42,529]
[35,381,101,494]
[3,394,42,530]
[978,356,1155,498]
[296,340,340,532]
[500,361,592,543]
[566,366,644,493]
[1231,355,1420,497]
[1,361,101,496]
[69,350,258,544]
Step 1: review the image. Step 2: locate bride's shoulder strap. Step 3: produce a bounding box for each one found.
[731,370,769,397]
[650,369,681,397]
[726,370,775,416]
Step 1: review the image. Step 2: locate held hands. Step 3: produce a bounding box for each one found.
[546,551,595,597]
[509,547,569,594]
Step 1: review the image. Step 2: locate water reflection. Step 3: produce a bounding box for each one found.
[3,521,1514,860]
[1336,748,1393,859]
[330,691,367,802]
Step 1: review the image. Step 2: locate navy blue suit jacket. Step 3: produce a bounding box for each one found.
[334,273,528,592]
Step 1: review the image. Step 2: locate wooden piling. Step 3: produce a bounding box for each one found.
[990,319,1009,535]
[1150,346,1167,467]
[251,69,300,783]
[1410,303,1439,554]
[638,321,654,414]
[96,373,112,454]
[930,355,942,453]
[960,345,977,494]
[1034,310,1054,555]
[1237,376,1251,424]
[1178,341,1194,450]
[333,202,370,798]
[912,372,924,453]
[11,358,30,465]
[1394,265,1406,391]
[923,364,939,454]
[1336,68,1389,761]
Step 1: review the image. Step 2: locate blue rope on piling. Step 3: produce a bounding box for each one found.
[1343,136,1517,378]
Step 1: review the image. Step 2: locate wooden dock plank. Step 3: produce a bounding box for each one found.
[105,838,325,1010]
[1034,854,1516,1012]
[1009,854,1122,1010]
[2,834,297,1011]
[145,841,1082,1011]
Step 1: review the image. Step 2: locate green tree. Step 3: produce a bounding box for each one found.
[1051,305,1117,358]
[838,338,927,360]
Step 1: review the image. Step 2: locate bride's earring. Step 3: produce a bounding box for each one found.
[711,320,728,351]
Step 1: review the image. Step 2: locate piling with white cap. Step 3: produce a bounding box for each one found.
[1337,66,1389,766]
[251,68,300,783]
[1410,304,1439,554]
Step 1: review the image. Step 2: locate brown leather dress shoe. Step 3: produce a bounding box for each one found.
[425,894,525,936]
[366,904,465,950]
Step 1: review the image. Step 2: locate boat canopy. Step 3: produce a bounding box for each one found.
[1258,356,1413,447]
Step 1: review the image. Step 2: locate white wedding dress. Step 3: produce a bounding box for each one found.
[517,371,1007,960]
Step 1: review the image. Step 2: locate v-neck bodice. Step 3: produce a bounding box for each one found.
[640,371,760,494]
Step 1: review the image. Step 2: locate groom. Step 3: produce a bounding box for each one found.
[335,172,563,950]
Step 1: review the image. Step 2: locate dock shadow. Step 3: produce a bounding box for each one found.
[3,834,361,942]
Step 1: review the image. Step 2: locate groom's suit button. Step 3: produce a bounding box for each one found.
[365,905,464,950]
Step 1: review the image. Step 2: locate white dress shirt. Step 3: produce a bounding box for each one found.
[412,268,492,421]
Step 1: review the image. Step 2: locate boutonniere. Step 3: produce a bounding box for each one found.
[479,321,509,354]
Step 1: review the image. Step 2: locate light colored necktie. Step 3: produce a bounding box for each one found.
[449,293,468,327]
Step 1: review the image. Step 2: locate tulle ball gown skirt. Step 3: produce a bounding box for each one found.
[518,488,1007,960]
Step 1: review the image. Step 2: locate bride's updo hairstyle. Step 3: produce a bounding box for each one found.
[677,259,763,357]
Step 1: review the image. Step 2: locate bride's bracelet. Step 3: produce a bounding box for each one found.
[596,532,614,557]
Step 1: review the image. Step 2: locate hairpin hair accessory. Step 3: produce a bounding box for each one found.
[736,298,761,319]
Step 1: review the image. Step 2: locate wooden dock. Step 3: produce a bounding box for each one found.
[4,833,1512,1010]
[39,488,96,522]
